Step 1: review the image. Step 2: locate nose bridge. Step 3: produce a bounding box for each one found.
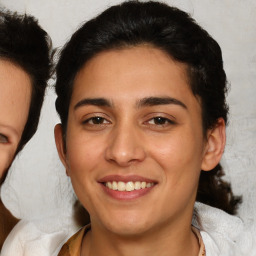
[105,118,145,166]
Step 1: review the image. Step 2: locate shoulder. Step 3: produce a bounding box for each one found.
[1,219,76,256]
[193,202,255,256]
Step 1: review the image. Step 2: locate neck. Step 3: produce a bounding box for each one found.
[0,198,19,250]
[82,218,199,256]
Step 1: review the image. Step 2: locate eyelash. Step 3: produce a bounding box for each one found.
[82,116,111,125]
[0,133,9,143]
[146,116,175,127]
[82,115,175,130]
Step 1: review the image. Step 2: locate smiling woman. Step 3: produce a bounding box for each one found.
[54,1,252,255]
[0,9,52,251]
[57,47,209,239]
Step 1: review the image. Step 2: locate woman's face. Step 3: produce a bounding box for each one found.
[56,46,220,236]
[0,60,31,179]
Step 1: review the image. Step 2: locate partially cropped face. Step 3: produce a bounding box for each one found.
[0,59,31,180]
[56,45,222,236]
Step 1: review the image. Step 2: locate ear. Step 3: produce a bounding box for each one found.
[201,118,226,171]
[54,124,70,176]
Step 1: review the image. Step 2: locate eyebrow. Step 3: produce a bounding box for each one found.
[136,97,187,109]
[74,96,187,110]
[74,98,112,110]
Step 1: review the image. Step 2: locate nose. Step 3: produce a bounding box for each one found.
[105,123,146,167]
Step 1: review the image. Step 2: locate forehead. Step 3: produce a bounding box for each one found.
[73,45,193,100]
[0,59,32,136]
[71,46,199,109]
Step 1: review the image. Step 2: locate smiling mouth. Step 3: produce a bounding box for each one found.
[104,181,154,192]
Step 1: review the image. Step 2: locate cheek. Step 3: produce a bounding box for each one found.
[149,128,204,182]
[64,135,106,212]
[151,134,201,164]
[65,134,104,177]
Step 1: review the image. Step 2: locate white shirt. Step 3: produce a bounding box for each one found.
[193,202,255,256]
[1,203,255,256]
[1,218,77,256]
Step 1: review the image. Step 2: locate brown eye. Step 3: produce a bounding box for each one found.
[148,117,174,126]
[83,116,110,125]
[0,133,8,143]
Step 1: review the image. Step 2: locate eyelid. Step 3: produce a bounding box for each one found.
[82,112,111,122]
[83,116,110,125]
[144,112,176,121]
[147,117,174,124]
[143,113,177,129]
[0,133,9,143]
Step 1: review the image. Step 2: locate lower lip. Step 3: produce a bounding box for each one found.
[100,183,155,200]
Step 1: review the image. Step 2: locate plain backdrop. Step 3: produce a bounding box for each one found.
[0,0,255,231]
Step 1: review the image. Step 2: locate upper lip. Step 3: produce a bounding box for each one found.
[98,175,157,183]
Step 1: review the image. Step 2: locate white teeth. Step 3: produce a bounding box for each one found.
[106,182,112,189]
[117,181,126,191]
[126,181,134,192]
[134,181,141,190]
[146,182,152,188]
[112,181,118,190]
[105,181,154,192]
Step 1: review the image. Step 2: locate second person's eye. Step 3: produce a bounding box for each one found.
[0,133,9,143]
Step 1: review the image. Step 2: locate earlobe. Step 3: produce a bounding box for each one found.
[201,118,226,171]
[54,124,70,176]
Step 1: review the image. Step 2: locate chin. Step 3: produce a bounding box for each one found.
[102,213,152,237]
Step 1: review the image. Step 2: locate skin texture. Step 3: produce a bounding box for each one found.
[0,59,31,178]
[0,59,31,249]
[55,46,225,256]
